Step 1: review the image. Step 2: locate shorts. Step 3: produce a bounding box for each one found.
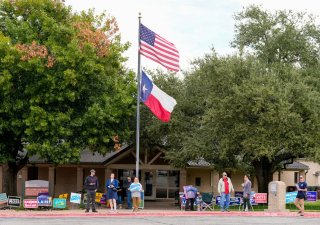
[296,192,306,200]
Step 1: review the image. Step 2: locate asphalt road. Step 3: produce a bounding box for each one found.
[1,216,320,225]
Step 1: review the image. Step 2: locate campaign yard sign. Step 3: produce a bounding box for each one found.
[37,194,52,207]
[70,192,81,204]
[53,198,67,209]
[285,191,298,203]
[23,199,38,208]
[216,196,241,205]
[95,192,103,203]
[307,191,317,201]
[7,196,21,207]
[254,193,268,204]
[0,193,8,204]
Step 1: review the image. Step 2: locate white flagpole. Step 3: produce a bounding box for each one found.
[135,13,142,178]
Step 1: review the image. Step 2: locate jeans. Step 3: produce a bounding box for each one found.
[117,195,122,204]
[243,196,251,211]
[220,193,230,211]
[185,198,195,211]
[86,190,96,211]
[126,191,132,209]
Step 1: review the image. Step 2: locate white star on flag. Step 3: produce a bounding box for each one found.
[142,85,148,94]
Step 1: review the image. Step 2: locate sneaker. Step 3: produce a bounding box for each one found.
[226,209,230,212]
[300,214,304,216]
[92,210,98,213]
[85,210,89,213]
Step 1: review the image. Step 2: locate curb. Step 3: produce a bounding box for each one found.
[0,211,319,218]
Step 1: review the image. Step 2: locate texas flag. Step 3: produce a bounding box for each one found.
[141,71,177,122]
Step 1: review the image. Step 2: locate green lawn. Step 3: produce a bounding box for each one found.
[203,200,320,211]
[286,200,320,211]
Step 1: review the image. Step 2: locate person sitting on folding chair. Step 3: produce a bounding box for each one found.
[184,185,198,211]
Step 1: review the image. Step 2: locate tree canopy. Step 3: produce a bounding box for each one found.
[142,6,320,192]
[0,0,136,194]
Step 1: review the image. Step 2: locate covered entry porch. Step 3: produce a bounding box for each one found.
[104,145,185,200]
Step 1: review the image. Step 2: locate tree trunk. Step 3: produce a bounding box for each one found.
[253,157,274,193]
[2,163,18,196]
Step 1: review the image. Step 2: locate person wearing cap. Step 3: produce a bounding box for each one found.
[84,169,99,213]
[123,176,132,209]
[218,172,234,212]
[294,175,308,216]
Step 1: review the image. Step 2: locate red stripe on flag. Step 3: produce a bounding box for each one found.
[141,42,179,63]
[144,94,172,122]
[140,49,179,72]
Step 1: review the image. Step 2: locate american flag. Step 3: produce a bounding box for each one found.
[140,24,180,72]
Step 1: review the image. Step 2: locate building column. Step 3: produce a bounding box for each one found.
[0,166,2,193]
[179,169,187,191]
[17,167,28,196]
[76,167,84,192]
[212,171,220,193]
[48,167,55,196]
[105,168,112,184]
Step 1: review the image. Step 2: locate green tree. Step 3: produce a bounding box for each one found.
[163,6,320,192]
[139,6,320,192]
[0,0,136,195]
[233,5,320,67]
[166,53,320,192]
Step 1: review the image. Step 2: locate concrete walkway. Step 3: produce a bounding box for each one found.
[0,209,320,218]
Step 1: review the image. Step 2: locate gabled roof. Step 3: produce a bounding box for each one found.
[28,144,132,164]
[285,161,309,170]
[187,158,211,167]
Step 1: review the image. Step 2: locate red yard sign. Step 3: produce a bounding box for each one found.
[23,199,38,208]
[254,193,268,203]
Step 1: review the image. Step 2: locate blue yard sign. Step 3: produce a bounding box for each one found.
[285,192,297,203]
[53,198,67,209]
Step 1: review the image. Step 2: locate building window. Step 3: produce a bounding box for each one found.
[294,172,299,183]
[195,177,201,186]
[156,170,180,198]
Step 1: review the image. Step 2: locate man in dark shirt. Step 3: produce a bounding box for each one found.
[123,177,132,209]
[84,169,99,212]
[294,175,307,216]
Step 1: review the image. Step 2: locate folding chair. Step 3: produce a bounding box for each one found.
[200,192,214,211]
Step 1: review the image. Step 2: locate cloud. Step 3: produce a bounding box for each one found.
[65,0,320,72]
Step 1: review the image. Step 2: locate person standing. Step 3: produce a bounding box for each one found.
[123,176,132,209]
[242,175,252,211]
[84,169,99,213]
[129,177,143,212]
[294,175,308,216]
[117,183,124,209]
[218,172,234,212]
[184,185,198,211]
[105,173,119,212]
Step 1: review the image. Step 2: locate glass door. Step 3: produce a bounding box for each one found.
[143,171,156,199]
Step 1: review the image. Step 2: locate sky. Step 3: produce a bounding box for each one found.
[65,0,320,74]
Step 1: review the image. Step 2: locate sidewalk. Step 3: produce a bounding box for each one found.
[0,209,320,218]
